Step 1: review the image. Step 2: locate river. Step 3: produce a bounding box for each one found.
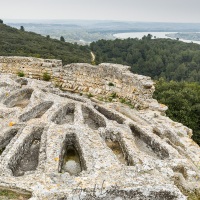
[113,32,200,45]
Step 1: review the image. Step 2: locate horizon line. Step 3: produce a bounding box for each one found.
[3,19,200,24]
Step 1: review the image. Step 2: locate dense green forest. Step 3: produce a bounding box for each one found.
[91,36,200,82]
[91,37,200,145]
[153,80,200,145]
[0,23,90,64]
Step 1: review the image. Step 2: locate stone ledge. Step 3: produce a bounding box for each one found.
[0,56,161,111]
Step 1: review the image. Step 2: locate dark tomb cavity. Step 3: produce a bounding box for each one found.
[95,105,125,124]
[59,135,85,176]
[51,103,75,125]
[19,101,53,122]
[61,145,82,175]
[4,88,33,108]
[11,127,44,177]
[0,128,19,156]
[106,139,128,165]
[82,106,106,130]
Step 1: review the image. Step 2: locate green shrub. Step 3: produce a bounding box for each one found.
[43,72,51,81]
[87,93,93,98]
[120,98,126,103]
[119,98,134,109]
[108,97,113,102]
[98,96,104,101]
[91,61,96,65]
[108,82,115,86]
[17,71,25,77]
[110,92,117,98]
[0,189,31,199]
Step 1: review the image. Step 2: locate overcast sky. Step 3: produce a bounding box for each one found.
[1,0,200,23]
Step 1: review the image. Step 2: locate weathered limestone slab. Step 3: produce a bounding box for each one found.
[0,73,199,199]
[0,57,166,111]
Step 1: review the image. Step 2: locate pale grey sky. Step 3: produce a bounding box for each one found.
[1,0,200,23]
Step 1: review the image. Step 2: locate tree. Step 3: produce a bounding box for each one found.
[142,34,152,40]
[46,35,50,39]
[20,26,25,31]
[0,19,3,24]
[154,80,200,145]
[60,36,65,42]
[147,34,153,39]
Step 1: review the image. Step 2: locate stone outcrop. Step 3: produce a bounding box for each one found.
[0,56,166,112]
[0,57,199,200]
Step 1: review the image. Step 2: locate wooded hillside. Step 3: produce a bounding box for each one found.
[0,23,90,64]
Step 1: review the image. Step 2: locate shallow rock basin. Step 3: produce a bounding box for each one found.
[106,139,127,165]
[13,139,41,177]
[61,145,82,175]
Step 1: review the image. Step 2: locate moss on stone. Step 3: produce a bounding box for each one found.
[0,189,31,199]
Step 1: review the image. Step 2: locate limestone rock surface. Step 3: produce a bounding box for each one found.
[0,59,199,199]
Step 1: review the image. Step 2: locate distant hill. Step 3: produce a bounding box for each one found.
[0,23,90,65]
[7,20,200,44]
